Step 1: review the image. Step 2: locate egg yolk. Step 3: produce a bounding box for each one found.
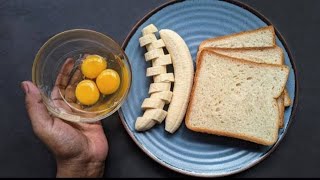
[81,55,107,79]
[96,69,120,95]
[75,80,100,105]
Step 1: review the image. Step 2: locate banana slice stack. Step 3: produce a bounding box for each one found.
[135,24,194,133]
[135,24,174,131]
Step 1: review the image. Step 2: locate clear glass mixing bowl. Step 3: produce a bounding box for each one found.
[32,29,132,123]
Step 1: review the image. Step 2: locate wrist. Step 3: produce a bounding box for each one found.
[56,159,105,178]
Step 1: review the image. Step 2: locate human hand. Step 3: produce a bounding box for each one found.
[21,58,108,178]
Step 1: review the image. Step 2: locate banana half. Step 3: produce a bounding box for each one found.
[160,29,194,133]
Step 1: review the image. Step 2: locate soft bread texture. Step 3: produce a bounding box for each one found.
[206,47,286,128]
[277,94,285,128]
[284,89,291,106]
[199,26,275,50]
[186,50,289,146]
[197,26,291,107]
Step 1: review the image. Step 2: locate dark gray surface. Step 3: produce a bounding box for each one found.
[0,0,318,178]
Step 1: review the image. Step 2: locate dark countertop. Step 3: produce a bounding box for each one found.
[0,0,319,178]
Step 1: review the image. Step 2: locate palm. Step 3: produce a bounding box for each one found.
[47,117,108,162]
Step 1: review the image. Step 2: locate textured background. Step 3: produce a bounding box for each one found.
[0,0,318,178]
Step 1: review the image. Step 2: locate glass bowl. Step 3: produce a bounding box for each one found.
[32,29,132,123]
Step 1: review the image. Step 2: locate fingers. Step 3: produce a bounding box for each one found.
[55,58,75,89]
[21,81,53,133]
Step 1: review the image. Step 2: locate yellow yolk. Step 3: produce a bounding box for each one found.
[81,55,107,79]
[75,80,100,105]
[96,69,120,95]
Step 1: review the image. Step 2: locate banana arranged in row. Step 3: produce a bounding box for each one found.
[135,24,174,131]
[136,24,194,134]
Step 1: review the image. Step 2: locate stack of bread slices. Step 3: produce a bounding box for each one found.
[186,26,290,146]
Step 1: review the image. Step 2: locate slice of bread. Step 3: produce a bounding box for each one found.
[277,93,285,128]
[206,47,284,65]
[198,26,291,108]
[205,47,286,128]
[186,50,289,146]
[199,26,275,50]
[284,89,291,107]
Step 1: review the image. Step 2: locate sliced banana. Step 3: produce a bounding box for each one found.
[153,73,174,83]
[135,117,157,131]
[139,34,157,47]
[143,109,167,124]
[160,29,194,133]
[152,55,172,66]
[150,91,173,104]
[148,82,171,94]
[141,98,165,110]
[142,24,158,36]
[146,39,166,51]
[146,66,167,77]
[145,48,165,61]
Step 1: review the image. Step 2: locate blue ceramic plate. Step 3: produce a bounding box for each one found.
[119,0,297,177]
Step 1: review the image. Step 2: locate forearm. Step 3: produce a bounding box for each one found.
[56,159,105,178]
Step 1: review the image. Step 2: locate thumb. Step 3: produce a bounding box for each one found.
[21,81,53,134]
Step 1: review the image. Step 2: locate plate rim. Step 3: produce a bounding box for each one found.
[118,0,299,177]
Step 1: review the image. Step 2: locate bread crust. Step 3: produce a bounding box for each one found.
[199,26,276,50]
[185,50,289,146]
[278,93,285,128]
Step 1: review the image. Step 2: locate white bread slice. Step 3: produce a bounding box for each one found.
[208,47,284,65]
[284,89,291,106]
[277,93,285,128]
[197,26,291,107]
[186,50,289,146]
[199,26,275,50]
[206,47,287,128]
[207,47,291,108]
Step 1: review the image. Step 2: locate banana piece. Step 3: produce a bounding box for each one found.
[148,82,171,94]
[135,117,157,131]
[141,98,165,110]
[153,73,174,83]
[152,55,172,66]
[146,39,166,51]
[139,34,157,47]
[159,29,194,133]
[143,109,167,124]
[145,48,165,61]
[146,66,167,77]
[150,91,173,104]
[142,24,158,36]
